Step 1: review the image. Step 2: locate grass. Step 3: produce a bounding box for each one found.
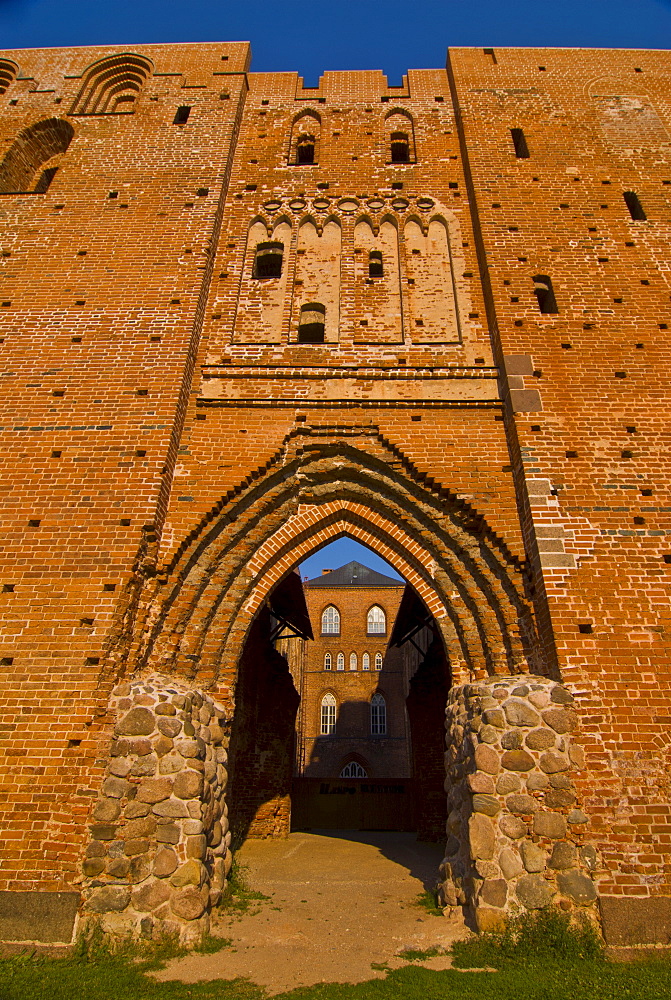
[396,945,445,962]
[412,888,444,917]
[1,908,670,1000]
[217,857,271,917]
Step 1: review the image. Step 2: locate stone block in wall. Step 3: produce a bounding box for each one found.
[437,673,600,930]
[79,674,230,945]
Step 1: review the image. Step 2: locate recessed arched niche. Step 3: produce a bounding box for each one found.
[233,218,292,343]
[353,217,402,343]
[291,219,341,344]
[404,217,461,343]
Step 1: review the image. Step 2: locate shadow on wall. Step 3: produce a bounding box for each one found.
[226,604,300,850]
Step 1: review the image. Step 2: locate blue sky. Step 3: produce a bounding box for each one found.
[1,1,671,85]
[2,0,670,576]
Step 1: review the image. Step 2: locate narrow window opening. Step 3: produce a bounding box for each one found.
[296,134,315,164]
[375,652,383,671]
[532,274,558,314]
[362,652,370,671]
[298,302,326,343]
[371,693,387,736]
[336,652,345,671]
[623,191,646,221]
[324,652,332,671]
[511,128,530,159]
[320,693,336,735]
[390,131,410,163]
[349,652,357,671]
[173,106,191,125]
[368,250,383,277]
[254,241,283,278]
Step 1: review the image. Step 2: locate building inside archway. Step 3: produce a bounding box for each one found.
[227,558,451,845]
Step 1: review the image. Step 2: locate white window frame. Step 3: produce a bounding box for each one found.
[362,652,370,671]
[367,605,386,634]
[375,652,383,670]
[324,652,332,671]
[336,652,345,671]
[321,605,340,634]
[321,693,336,735]
[340,761,367,778]
[349,652,357,671]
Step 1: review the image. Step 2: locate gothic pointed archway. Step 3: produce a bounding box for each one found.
[129,424,543,694]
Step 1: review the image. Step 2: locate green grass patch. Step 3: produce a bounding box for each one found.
[412,888,444,917]
[396,945,445,962]
[218,857,270,917]
[451,908,604,969]
[1,907,671,1000]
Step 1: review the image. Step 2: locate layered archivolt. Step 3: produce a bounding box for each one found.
[70,53,153,115]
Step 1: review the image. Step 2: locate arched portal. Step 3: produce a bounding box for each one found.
[129,426,541,695]
[83,427,596,942]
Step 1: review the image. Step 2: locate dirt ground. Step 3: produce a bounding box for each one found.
[155,830,472,993]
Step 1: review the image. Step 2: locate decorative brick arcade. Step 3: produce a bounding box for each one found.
[0,41,670,952]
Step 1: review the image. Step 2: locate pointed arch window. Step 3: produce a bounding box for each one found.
[375,652,383,671]
[324,652,332,671]
[336,652,345,671]
[371,693,387,735]
[321,605,340,634]
[321,693,336,735]
[290,112,321,166]
[340,761,367,778]
[349,652,358,671]
[367,605,386,634]
[362,653,370,671]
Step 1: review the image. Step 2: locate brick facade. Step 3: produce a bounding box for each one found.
[0,41,669,948]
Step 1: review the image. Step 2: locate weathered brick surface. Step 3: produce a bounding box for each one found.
[0,40,668,945]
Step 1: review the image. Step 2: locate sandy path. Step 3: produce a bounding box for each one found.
[156,830,471,994]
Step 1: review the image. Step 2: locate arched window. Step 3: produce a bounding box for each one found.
[386,110,415,163]
[324,652,332,671]
[367,605,386,634]
[349,652,358,671]
[375,652,383,671]
[320,694,336,735]
[290,111,320,165]
[0,118,74,195]
[321,605,340,634]
[296,133,316,164]
[368,250,383,277]
[254,241,284,278]
[71,54,152,115]
[532,274,558,314]
[340,761,367,778]
[362,652,370,671]
[336,652,345,671]
[371,693,387,735]
[0,60,18,97]
[298,302,326,343]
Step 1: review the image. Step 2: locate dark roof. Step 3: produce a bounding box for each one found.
[306,560,403,588]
